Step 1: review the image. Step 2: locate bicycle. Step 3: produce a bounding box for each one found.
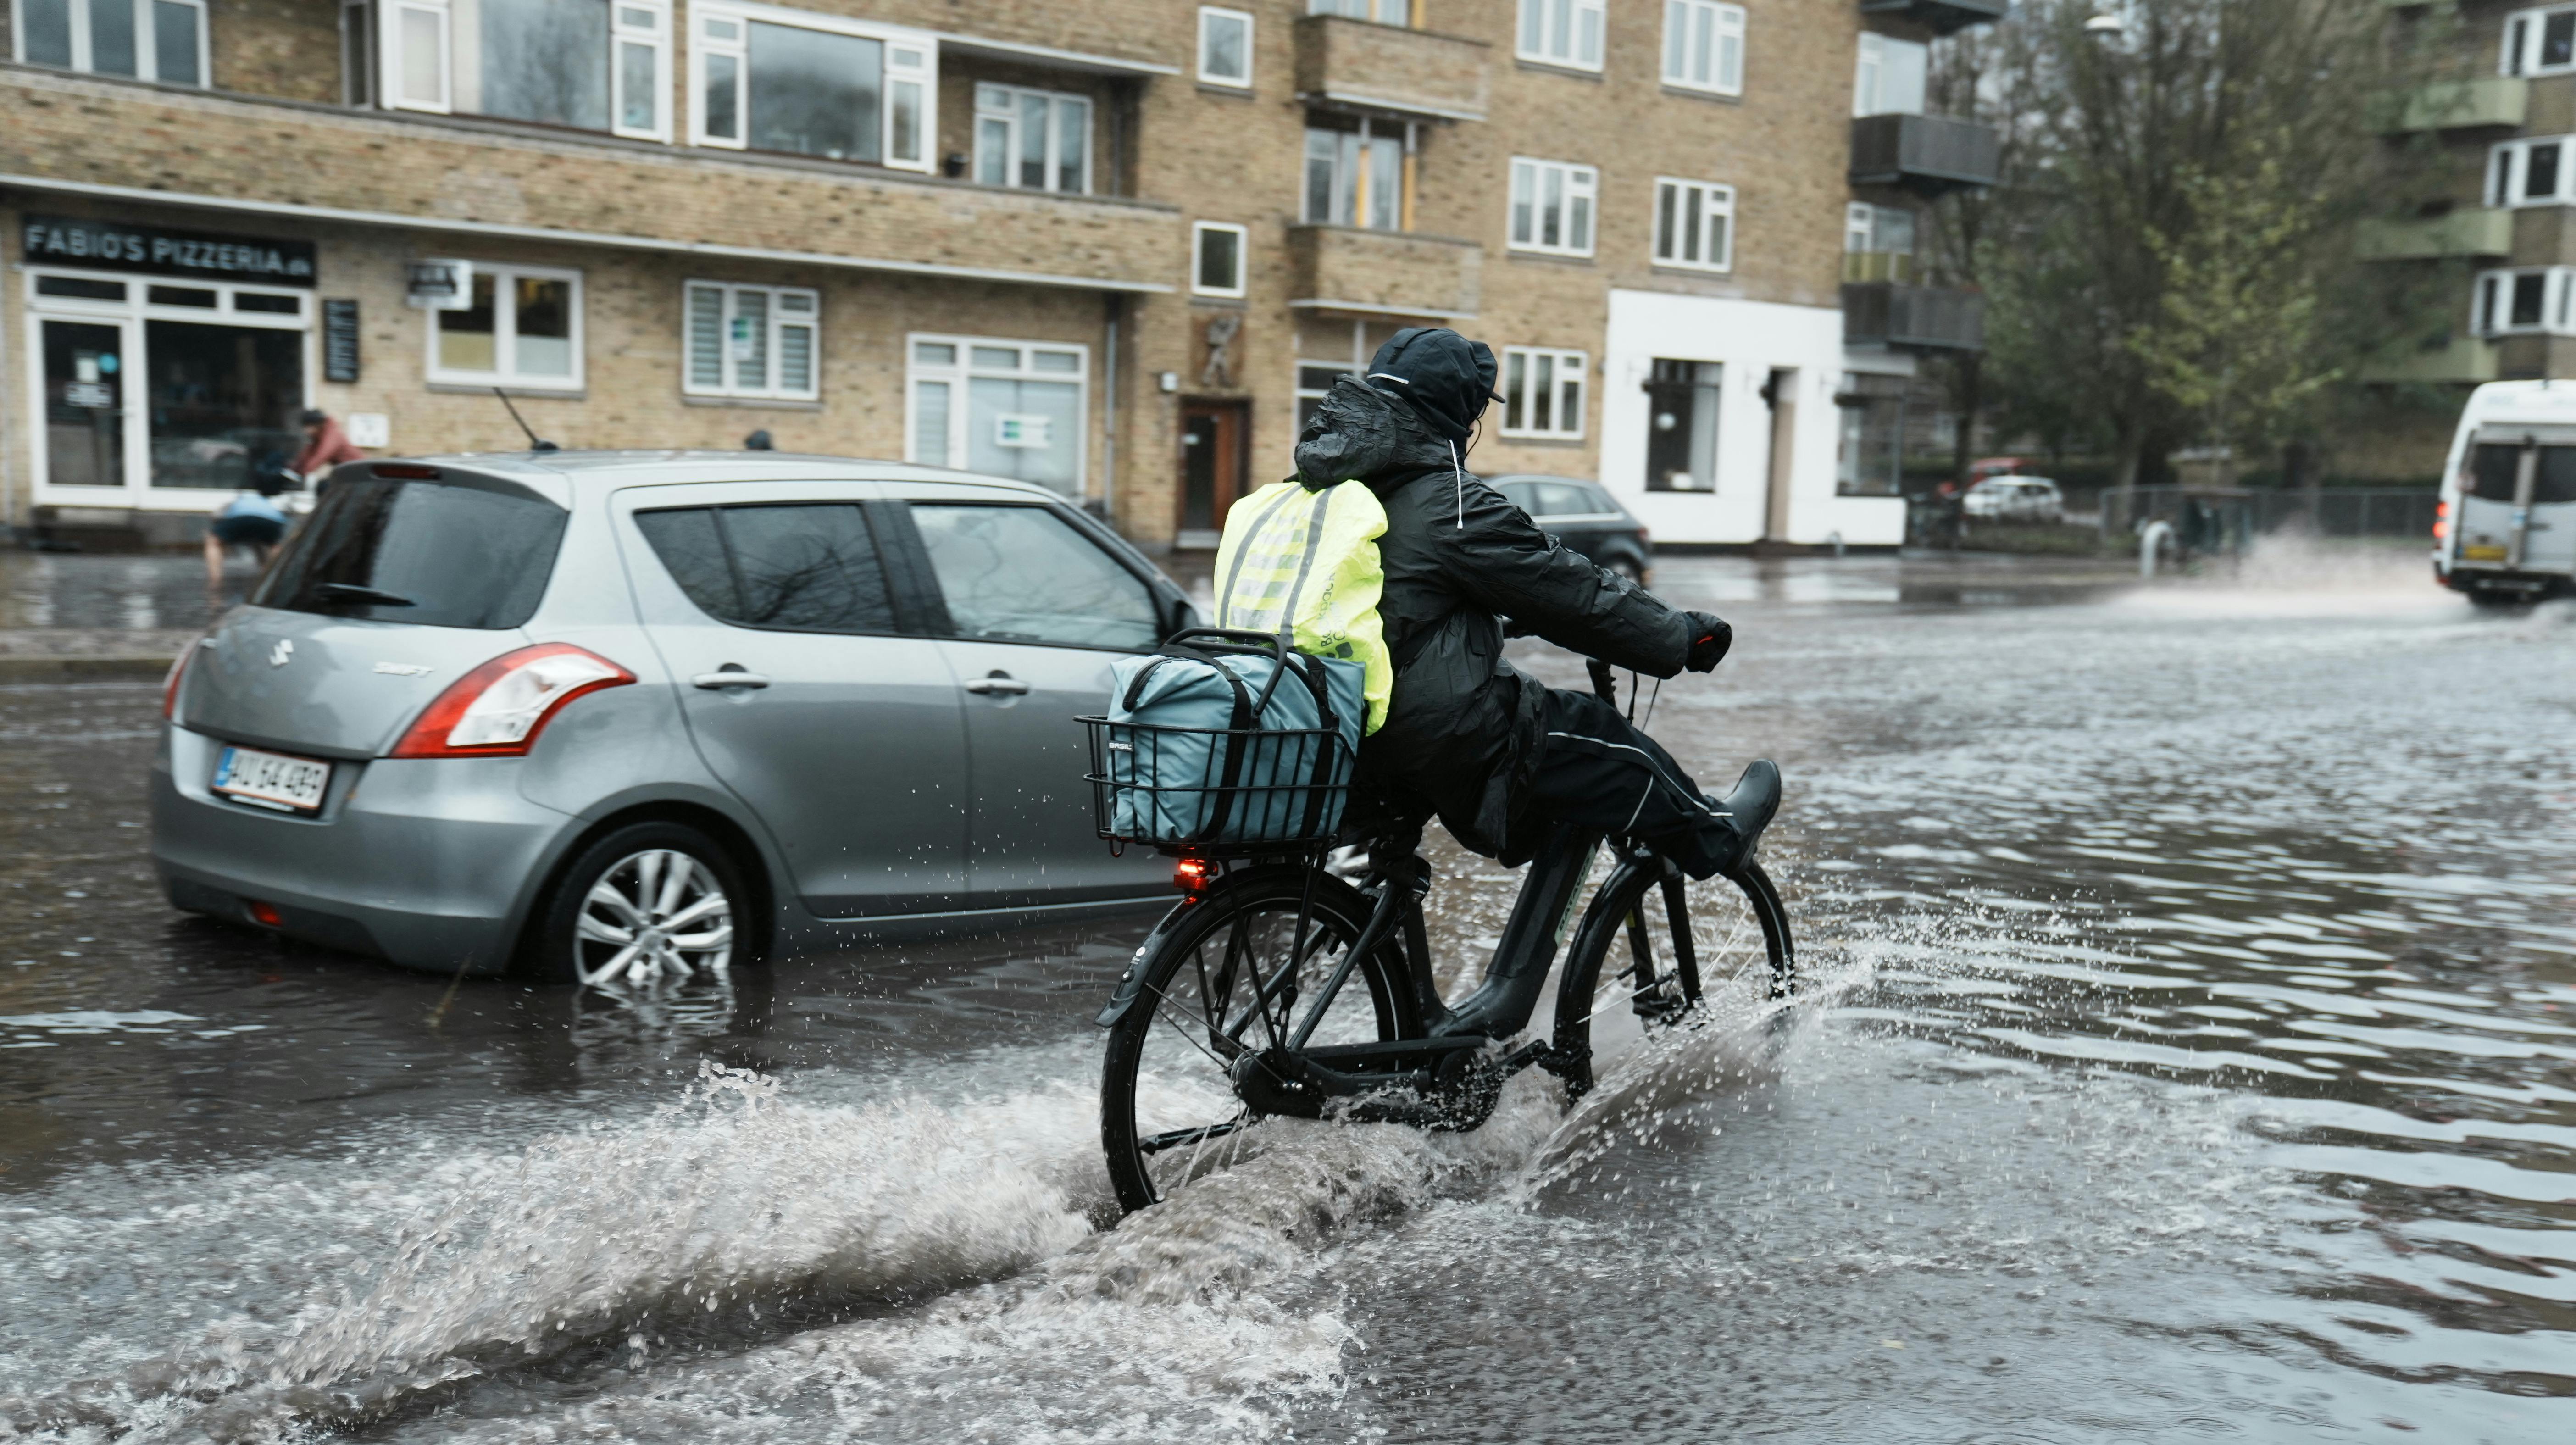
[1086,650,1793,1215]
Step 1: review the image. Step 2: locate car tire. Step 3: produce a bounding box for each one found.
[1605,553,1648,585]
[526,820,760,987]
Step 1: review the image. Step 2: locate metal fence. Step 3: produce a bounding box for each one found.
[2099,487,2439,544]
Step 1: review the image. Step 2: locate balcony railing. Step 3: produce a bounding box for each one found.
[1287,225,1482,320]
[1842,250,1922,284]
[1843,282,1985,352]
[2363,336,2503,384]
[2380,77,2529,133]
[1856,0,2009,35]
[2357,209,2514,261]
[1294,14,1490,122]
[1849,113,2001,194]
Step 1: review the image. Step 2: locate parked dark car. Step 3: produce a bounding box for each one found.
[1488,475,1653,583]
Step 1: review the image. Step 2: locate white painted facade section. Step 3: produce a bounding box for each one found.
[1598,288,1907,546]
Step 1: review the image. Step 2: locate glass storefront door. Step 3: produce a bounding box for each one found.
[26,270,310,505]
[40,318,130,490]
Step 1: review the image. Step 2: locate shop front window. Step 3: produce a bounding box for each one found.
[14,0,206,85]
[1644,359,1722,492]
[377,0,669,140]
[1837,377,1906,497]
[430,266,581,388]
[907,336,1087,496]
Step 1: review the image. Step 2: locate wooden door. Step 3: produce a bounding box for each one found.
[1179,401,1248,545]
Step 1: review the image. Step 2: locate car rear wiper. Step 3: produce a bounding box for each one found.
[314,582,416,607]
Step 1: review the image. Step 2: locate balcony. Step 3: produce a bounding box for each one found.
[1857,0,2009,35]
[1842,250,1922,284]
[2381,77,2528,133]
[1843,282,1985,352]
[1849,113,2001,195]
[1286,226,1482,320]
[1294,14,1490,122]
[2363,336,2503,384]
[0,67,1182,293]
[2357,208,2515,261]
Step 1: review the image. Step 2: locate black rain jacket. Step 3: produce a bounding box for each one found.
[1290,334,1693,856]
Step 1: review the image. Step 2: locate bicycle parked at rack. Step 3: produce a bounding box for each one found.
[1083,649,1793,1215]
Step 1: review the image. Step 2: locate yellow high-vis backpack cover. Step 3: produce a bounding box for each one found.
[1212,479,1393,734]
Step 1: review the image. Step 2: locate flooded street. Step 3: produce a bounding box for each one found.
[2,549,2571,1443]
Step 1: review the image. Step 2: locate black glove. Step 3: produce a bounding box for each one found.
[1684,612,1732,673]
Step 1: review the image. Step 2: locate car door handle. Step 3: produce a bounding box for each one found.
[692,671,772,689]
[962,674,1031,696]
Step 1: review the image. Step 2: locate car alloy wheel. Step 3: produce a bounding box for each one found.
[571,847,735,987]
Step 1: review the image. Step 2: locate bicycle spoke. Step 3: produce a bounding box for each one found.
[1140,1116,1248,1156]
[1146,981,1242,1070]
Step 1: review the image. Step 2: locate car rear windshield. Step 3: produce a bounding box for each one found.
[253,475,569,628]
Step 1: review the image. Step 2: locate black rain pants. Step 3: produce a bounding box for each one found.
[1501,689,1738,879]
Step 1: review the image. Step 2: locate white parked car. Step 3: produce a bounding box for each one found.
[1962,476,2066,523]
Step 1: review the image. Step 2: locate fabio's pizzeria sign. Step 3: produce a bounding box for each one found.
[21,215,316,287]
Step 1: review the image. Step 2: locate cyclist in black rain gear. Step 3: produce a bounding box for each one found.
[1295,326,1772,878]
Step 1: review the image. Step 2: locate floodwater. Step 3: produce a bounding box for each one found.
[2,545,2572,1443]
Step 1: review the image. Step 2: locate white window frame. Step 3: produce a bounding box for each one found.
[609,0,672,141]
[373,0,668,133]
[2503,6,2576,76]
[10,0,211,84]
[1197,5,1253,86]
[972,82,1094,195]
[1499,346,1587,440]
[683,281,819,400]
[905,334,1091,495]
[1516,0,1604,72]
[1191,222,1249,298]
[426,261,585,391]
[688,1,937,173]
[2476,266,2576,336]
[1311,0,1411,21]
[1507,156,1597,257]
[381,0,453,112]
[1854,31,1928,117]
[2488,134,2576,206]
[1304,121,1409,230]
[1661,0,1744,97]
[1652,177,1734,272]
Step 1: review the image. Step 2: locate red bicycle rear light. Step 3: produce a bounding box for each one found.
[1174,858,1216,894]
[388,643,633,758]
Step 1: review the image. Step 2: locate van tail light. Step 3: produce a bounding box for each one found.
[2434,500,2449,542]
[388,644,633,758]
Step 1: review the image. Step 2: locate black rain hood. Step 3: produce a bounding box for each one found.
[1282,350,1694,857]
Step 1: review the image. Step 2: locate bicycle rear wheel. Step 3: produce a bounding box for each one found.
[1100,868,1416,1215]
[1548,856,1794,1101]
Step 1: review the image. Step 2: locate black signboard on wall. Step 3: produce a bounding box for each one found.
[21,215,317,287]
[322,300,362,383]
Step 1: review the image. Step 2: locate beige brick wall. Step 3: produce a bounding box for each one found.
[211,0,345,103]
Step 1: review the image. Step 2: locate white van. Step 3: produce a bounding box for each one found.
[2438,382,2576,604]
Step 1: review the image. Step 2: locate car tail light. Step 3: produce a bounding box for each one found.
[161,632,208,719]
[247,900,282,928]
[388,643,633,758]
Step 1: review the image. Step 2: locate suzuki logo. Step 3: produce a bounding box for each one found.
[269,639,294,668]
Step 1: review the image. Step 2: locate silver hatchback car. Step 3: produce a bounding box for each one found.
[152,452,1184,984]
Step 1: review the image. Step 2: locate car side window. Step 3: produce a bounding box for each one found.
[910,503,1159,650]
[1534,481,1594,517]
[635,503,898,634]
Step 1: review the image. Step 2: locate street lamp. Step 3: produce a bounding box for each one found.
[2083,13,2126,40]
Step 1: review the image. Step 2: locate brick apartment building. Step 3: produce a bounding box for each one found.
[2,0,1996,552]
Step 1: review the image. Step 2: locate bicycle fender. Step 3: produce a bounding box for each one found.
[1095,897,1201,1027]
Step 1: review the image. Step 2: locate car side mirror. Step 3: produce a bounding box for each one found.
[1161,595,1201,640]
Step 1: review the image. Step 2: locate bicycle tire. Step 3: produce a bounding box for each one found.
[1100,867,1417,1215]
[1548,856,1794,1101]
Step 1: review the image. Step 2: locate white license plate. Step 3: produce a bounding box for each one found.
[211,745,332,814]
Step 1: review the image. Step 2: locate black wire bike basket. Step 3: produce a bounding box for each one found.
[1082,628,1360,854]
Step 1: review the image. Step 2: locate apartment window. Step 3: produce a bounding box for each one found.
[1662,1,1744,97]
[1501,347,1586,439]
[2504,6,2576,76]
[1305,123,1406,230]
[1654,178,1734,272]
[1313,0,1411,21]
[376,0,669,139]
[430,265,583,389]
[684,282,818,400]
[1854,33,1927,117]
[908,337,1088,495]
[342,0,375,104]
[975,83,1091,194]
[2476,266,2576,335]
[1193,222,1248,297]
[1198,6,1252,86]
[1509,158,1597,257]
[1644,359,1721,492]
[692,6,933,171]
[14,0,207,84]
[1518,0,1604,71]
[1843,201,1917,281]
[2488,135,2576,206]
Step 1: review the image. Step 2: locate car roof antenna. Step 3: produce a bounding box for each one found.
[493,387,560,452]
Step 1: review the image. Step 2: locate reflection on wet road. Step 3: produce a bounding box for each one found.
[1,551,2570,1442]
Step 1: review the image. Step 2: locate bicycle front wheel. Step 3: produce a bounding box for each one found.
[1100,868,1415,1215]
[1549,856,1794,1101]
